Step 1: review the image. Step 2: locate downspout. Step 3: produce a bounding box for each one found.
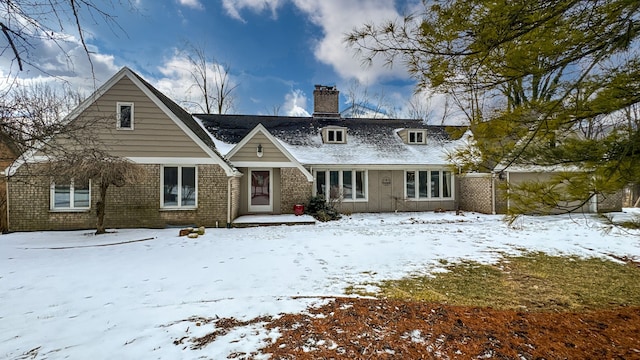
[227,176,232,228]
[590,173,598,213]
[4,172,9,232]
[491,172,496,215]
[506,171,511,213]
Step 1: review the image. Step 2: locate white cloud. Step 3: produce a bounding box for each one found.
[293,0,411,85]
[221,0,283,21]
[0,31,120,98]
[282,89,310,117]
[220,0,413,84]
[178,0,204,10]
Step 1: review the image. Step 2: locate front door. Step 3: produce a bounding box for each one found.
[249,169,272,212]
[379,170,394,212]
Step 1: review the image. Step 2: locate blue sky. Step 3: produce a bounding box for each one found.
[2,0,455,120]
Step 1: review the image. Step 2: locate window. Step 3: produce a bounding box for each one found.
[162,166,197,208]
[405,170,453,200]
[408,130,426,144]
[324,128,346,144]
[51,179,90,210]
[314,170,367,201]
[117,102,134,129]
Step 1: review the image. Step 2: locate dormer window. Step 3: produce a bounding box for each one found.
[323,127,347,144]
[117,102,134,130]
[408,130,426,144]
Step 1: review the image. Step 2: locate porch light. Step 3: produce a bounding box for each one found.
[257,144,263,158]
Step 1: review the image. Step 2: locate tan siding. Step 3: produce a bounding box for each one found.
[336,169,457,214]
[230,132,289,162]
[508,172,591,214]
[397,129,408,143]
[51,76,209,158]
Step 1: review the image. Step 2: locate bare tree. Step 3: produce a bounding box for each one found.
[0,82,84,154]
[405,96,431,122]
[267,104,281,116]
[1,0,133,76]
[343,80,395,118]
[3,82,146,234]
[182,44,239,114]
[47,149,146,234]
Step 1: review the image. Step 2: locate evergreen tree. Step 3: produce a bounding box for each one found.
[347,0,640,214]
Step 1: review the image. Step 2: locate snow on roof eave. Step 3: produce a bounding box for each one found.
[298,161,455,169]
[193,116,236,156]
[494,163,587,173]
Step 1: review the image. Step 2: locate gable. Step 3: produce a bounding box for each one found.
[10,68,237,177]
[71,76,210,158]
[226,124,313,181]
[229,131,289,163]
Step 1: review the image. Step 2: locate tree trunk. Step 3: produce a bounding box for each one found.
[95,181,109,235]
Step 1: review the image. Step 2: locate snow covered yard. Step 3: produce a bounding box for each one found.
[1,210,639,359]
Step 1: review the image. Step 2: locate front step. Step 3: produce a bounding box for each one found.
[231,214,316,228]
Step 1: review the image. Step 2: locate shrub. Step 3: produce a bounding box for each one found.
[306,195,342,222]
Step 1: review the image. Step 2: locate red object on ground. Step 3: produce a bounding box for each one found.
[293,204,304,216]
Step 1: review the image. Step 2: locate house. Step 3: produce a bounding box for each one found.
[6,67,241,231]
[8,67,614,232]
[4,68,474,231]
[195,84,468,215]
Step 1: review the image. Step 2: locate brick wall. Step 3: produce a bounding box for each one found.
[230,176,241,223]
[7,163,231,232]
[458,174,494,214]
[598,190,623,213]
[280,168,313,214]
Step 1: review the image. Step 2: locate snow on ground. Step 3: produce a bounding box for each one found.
[1,210,639,359]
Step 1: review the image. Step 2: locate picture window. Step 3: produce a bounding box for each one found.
[162,166,197,208]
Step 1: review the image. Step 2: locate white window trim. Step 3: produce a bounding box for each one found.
[407,130,426,144]
[404,170,454,201]
[50,179,91,211]
[313,169,368,202]
[116,102,134,130]
[325,128,347,144]
[160,165,198,209]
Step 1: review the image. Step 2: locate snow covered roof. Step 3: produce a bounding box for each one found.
[195,114,469,166]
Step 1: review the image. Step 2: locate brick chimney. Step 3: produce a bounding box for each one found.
[313,85,340,118]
